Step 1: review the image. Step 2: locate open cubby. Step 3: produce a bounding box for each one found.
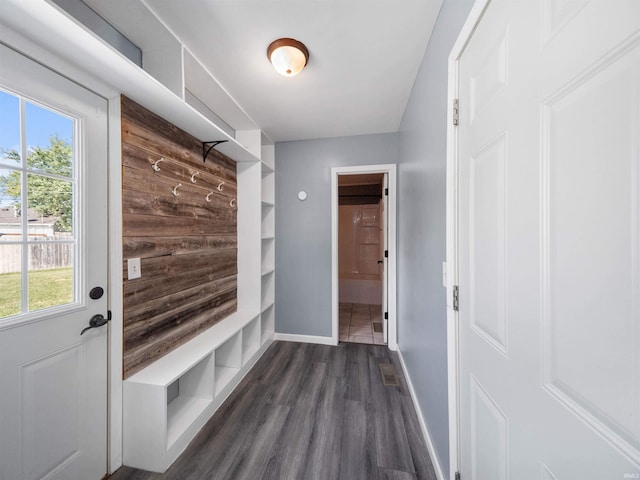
[261,173,275,205]
[261,271,275,312]
[261,145,275,172]
[261,304,275,344]
[166,353,214,448]
[261,237,275,274]
[261,205,275,239]
[242,317,261,365]
[214,332,242,396]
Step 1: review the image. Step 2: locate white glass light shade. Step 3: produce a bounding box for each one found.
[267,38,309,77]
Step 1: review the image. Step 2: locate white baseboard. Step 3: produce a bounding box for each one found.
[397,349,446,480]
[273,333,337,346]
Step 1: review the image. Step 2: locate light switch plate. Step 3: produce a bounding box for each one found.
[128,258,141,280]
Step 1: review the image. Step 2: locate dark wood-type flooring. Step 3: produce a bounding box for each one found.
[110,341,437,480]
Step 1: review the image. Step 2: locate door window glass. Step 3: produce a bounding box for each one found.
[0,88,77,319]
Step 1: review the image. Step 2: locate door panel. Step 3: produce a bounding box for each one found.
[469,133,508,355]
[0,45,108,480]
[458,0,640,478]
[541,29,640,462]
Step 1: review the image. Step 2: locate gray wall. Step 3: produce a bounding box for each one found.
[274,0,474,476]
[397,0,475,477]
[275,133,399,337]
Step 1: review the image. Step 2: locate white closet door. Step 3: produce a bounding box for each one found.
[457,1,640,478]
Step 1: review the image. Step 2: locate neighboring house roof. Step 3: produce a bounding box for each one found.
[0,207,58,225]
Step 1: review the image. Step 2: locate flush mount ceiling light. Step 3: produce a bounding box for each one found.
[267,38,309,77]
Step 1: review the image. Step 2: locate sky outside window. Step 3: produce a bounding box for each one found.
[0,89,73,206]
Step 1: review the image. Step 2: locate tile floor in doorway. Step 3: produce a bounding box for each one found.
[339,302,385,345]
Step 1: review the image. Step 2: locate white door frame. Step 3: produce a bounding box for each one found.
[445,1,491,479]
[331,164,397,350]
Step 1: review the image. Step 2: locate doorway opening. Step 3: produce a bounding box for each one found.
[337,173,386,345]
[331,164,397,350]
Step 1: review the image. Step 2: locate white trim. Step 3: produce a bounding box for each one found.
[107,96,124,474]
[397,349,445,480]
[274,333,337,346]
[445,1,491,479]
[330,164,398,350]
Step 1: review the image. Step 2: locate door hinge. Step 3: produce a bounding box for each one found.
[453,285,459,312]
[384,312,388,320]
[384,250,388,258]
[453,98,459,126]
[384,188,388,196]
[455,472,461,480]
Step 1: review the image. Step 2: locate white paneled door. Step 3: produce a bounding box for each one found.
[0,45,108,479]
[457,0,640,478]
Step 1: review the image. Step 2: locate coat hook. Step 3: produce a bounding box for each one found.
[217,181,225,191]
[206,192,213,202]
[172,183,182,196]
[191,171,199,183]
[230,198,236,208]
[152,158,164,172]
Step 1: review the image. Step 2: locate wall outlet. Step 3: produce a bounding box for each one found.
[128,258,141,280]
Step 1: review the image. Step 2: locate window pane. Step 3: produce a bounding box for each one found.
[0,242,22,318]
[0,169,22,235]
[27,173,73,236]
[25,102,73,178]
[0,90,20,167]
[28,243,73,312]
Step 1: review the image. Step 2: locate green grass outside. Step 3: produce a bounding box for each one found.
[0,268,73,318]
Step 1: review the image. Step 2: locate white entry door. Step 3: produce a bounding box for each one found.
[0,45,108,480]
[457,0,640,478]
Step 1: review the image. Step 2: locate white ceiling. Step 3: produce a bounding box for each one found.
[91,0,444,142]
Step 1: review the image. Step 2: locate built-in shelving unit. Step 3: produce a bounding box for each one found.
[123,310,268,472]
[261,144,276,330]
[0,0,280,474]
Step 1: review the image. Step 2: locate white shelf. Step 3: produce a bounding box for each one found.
[262,162,274,175]
[261,266,275,276]
[183,48,257,133]
[3,1,260,163]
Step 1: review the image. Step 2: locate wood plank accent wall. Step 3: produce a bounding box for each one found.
[121,95,237,379]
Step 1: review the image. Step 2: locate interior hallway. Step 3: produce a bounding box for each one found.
[110,341,436,480]
[339,303,385,345]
